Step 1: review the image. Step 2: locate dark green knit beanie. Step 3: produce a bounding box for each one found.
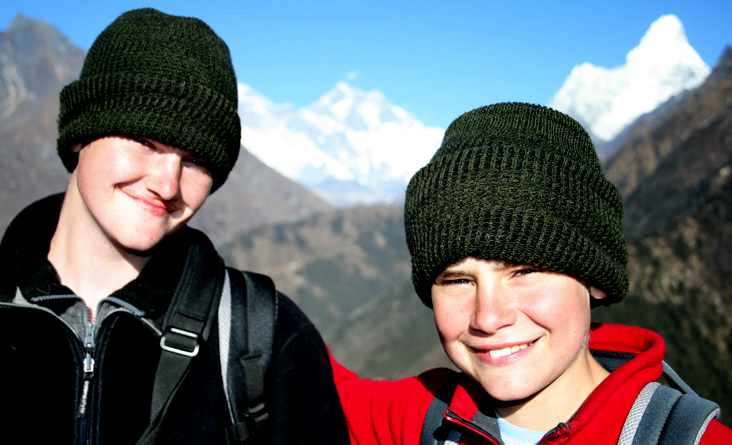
[405,103,628,308]
[57,8,240,192]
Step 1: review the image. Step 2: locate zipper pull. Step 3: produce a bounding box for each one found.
[83,319,96,378]
[78,320,96,418]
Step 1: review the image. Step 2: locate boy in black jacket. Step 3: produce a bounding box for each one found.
[0,8,348,444]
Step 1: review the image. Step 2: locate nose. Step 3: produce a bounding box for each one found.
[469,285,517,335]
[146,152,183,201]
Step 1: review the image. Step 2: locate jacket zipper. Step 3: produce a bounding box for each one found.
[76,301,151,419]
[444,412,502,445]
[78,317,96,418]
[30,295,96,419]
[444,411,572,444]
[24,294,152,443]
[30,294,98,442]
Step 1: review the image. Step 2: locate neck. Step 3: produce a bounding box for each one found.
[48,182,151,319]
[495,348,609,431]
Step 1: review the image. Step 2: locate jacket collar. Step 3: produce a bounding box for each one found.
[0,193,218,323]
[443,376,502,444]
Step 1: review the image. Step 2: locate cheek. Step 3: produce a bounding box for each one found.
[528,285,592,341]
[528,292,568,327]
[75,153,109,196]
[180,169,213,210]
[432,297,469,344]
[76,145,138,188]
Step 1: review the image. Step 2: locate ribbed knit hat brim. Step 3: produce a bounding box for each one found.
[405,103,628,307]
[57,8,240,192]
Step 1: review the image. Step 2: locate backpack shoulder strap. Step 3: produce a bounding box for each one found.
[658,387,720,445]
[420,373,463,445]
[219,269,277,444]
[137,248,226,445]
[617,362,720,445]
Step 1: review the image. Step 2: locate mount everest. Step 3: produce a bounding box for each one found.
[238,82,444,206]
[239,14,710,206]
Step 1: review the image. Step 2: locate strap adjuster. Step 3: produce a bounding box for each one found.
[225,402,270,444]
[247,402,269,428]
[160,327,200,357]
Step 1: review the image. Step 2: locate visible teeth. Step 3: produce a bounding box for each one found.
[488,346,512,358]
[487,342,532,358]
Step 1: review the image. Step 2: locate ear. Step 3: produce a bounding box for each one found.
[589,286,607,301]
[70,143,84,153]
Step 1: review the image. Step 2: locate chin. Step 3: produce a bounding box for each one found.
[482,384,540,403]
[469,367,550,403]
[123,244,160,257]
[113,232,169,255]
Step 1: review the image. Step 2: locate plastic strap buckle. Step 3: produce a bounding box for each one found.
[160,327,200,357]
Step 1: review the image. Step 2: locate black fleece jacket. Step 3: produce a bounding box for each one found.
[0,194,349,444]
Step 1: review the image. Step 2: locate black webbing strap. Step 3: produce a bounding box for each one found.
[136,246,226,445]
[224,271,277,444]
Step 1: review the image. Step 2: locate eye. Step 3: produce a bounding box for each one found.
[514,267,540,276]
[131,136,154,148]
[183,156,211,170]
[435,276,472,286]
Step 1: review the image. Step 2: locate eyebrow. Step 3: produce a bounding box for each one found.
[437,260,516,278]
[435,270,466,280]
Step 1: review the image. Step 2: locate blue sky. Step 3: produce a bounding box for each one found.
[2,0,730,129]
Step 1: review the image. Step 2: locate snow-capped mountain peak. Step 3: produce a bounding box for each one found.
[549,14,710,143]
[238,82,444,206]
[237,15,709,206]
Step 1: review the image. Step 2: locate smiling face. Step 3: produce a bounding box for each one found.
[69,135,213,253]
[431,257,608,411]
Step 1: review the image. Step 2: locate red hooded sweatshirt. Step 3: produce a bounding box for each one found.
[332,323,732,445]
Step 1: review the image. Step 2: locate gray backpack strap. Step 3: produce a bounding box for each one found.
[618,382,662,445]
[660,361,697,395]
[618,362,720,445]
[420,374,462,445]
[658,388,720,445]
[219,269,277,444]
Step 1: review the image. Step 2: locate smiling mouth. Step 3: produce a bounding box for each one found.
[486,340,537,359]
[122,189,179,214]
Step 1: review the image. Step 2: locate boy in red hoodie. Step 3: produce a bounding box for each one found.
[331,103,732,445]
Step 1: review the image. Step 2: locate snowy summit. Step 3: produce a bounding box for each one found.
[238,82,444,206]
[237,15,709,206]
[549,15,710,143]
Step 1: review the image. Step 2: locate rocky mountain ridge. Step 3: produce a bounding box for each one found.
[605,46,732,236]
[220,204,410,332]
[0,14,84,231]
[594,47,732,422]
